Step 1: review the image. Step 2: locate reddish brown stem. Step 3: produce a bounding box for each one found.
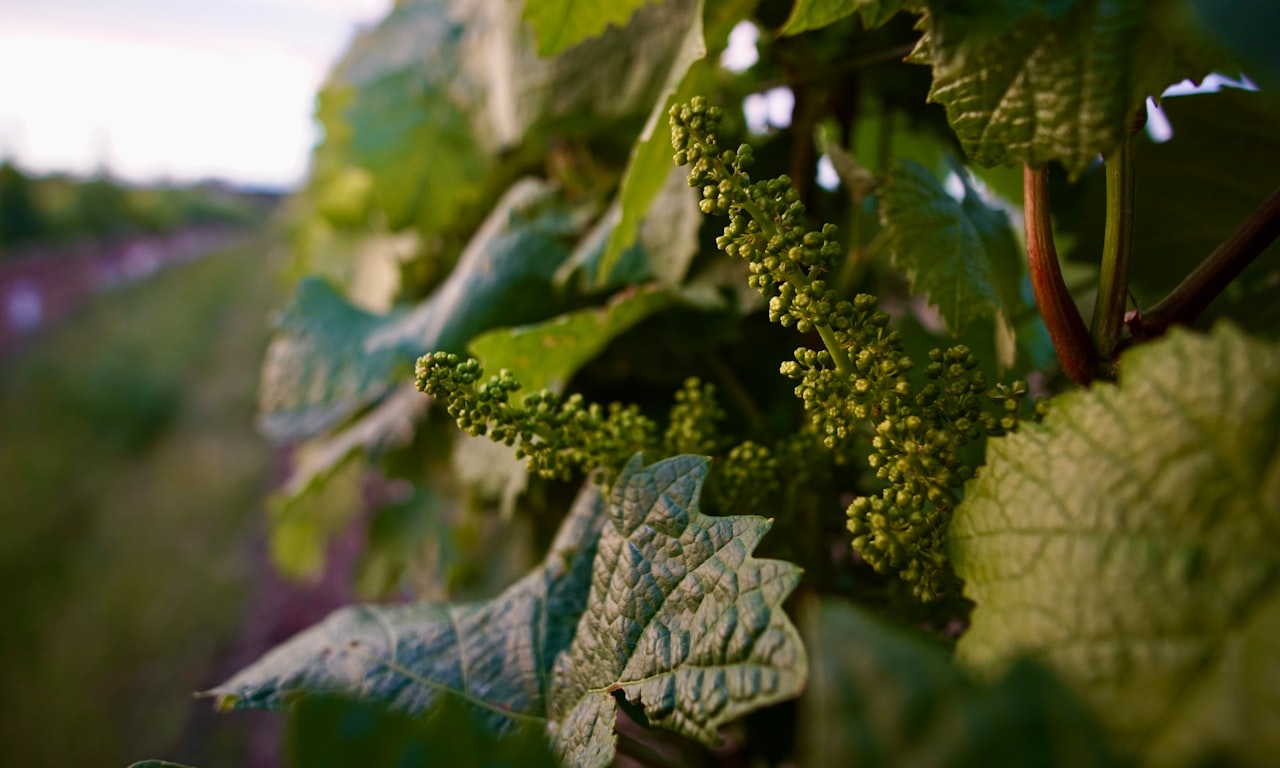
[1024,165,1099,385]
[1129,185,1280,339]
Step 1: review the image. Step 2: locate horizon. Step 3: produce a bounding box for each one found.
[0,0,391,190]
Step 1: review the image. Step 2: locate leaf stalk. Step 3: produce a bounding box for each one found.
[1091,131,1135,364]
[1129,185,1280,339]
[1023,165,1098,385]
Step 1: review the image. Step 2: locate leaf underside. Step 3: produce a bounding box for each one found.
[258,180,573,442]
[952,323,1280,765]
[878,159,1023,334]
[910,0,1212,178]
[523,0,664,56]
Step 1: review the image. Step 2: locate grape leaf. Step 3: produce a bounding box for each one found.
[212,456,805,767]
[951,323,1280,765]
[878,160,1023,334]
[317,0,693,238]
[779,0,909,36]
[324,0,489,233]
[471,0,709,150]
[801,599,1121,766]
[208,478,609,730]
[547,454,806,764]
[522,0,663,57]
[259,180,576,442]
[468,284,677,398]
[909,0,1214,177]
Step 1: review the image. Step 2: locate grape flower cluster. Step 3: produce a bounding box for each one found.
[416,352,656,483]
[416,355,791,517]
[671,96,1027,599]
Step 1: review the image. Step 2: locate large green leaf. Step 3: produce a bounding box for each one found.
[523,0,663,56]
[951,323,1280,765]
[878,160,1023,334]
[547,454,806,764]
[473,0,710,148]
[213,456,806,766]
[259,180,576,441]
[325,0,489,233]
[801,599,1121,766]
[316,0,696,238]
[910,0,1214,177]
[209,478,608,730]
[1077,89,1280,305]
[468,284,677,397]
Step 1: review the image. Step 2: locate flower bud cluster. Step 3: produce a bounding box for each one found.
[672,98,1030,600]
[416,352,656,482]
[672,97,851,337]
[712,440,780,514]
[663,377,727,457]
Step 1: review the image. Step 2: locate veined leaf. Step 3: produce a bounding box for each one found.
[212,456,805,766]
[259,180,576,442]
[548,455,806,764]
[801,599,1121,766]
[780,0,909,35]
[326,0,489,233]
[209,478,609,730]
[878,160,1023,334]
[952,323,1280,765]
[468,284,677,398]
[523,0,663,57]
[910,0,1214,178]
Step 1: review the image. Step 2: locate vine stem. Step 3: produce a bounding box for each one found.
[1023,165,1099,385]
[1091,132,1134,363]
[1129,185,1280,339]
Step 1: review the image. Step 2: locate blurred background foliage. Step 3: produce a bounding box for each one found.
[0,161,268,252]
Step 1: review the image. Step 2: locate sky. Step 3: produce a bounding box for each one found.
[0,0,391,189]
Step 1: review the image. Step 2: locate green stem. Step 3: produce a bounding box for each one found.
[1131,185,1280,338]
[816,324,854,375]
[712,151,857,376]
[1023,165,1099,385]
[1090,131,1134,363]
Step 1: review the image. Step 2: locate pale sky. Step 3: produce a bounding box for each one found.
[0,0,391,188]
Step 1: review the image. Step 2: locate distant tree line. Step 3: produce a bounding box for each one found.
[0,161,275,256]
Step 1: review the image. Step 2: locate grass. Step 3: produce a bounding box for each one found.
[0,237,280,765]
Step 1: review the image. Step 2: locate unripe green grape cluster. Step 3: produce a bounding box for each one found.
[671,97,1028,600]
